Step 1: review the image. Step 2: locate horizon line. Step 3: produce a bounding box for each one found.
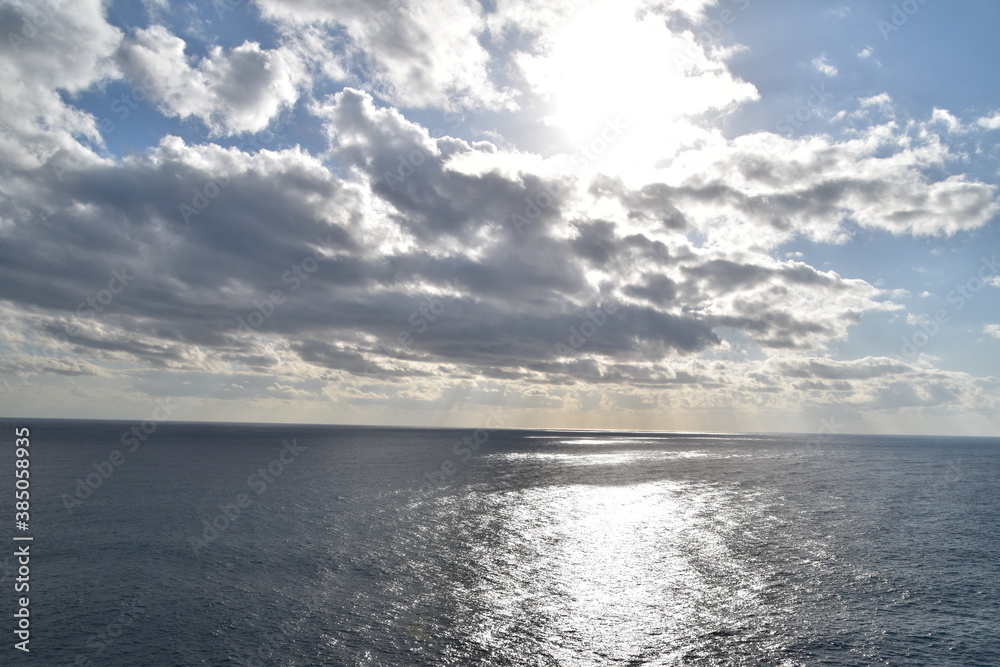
[1,415,996,440]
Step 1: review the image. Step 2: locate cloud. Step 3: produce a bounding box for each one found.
[869,380,957,410]
[930,108,967,134]
[117,26,305,135]
[985,324,1000,339]
[811,53,838,77]
[634,114,1000,244]
[255,0,510,110]
[0,84,901,397]
[977,112,1000,131]
[0,353,106,378]
[0,0,122,170]
[858,93,893,113]
[775,356,911,381]
[511,0,758,156]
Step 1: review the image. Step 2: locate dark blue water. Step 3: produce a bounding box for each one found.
[1,419,998,665]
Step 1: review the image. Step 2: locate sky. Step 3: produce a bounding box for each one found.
[0,0,999,436]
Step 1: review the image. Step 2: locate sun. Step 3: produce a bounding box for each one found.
[517,1,757,174]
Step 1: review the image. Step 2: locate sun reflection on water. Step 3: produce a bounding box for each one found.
[455,451,770,663]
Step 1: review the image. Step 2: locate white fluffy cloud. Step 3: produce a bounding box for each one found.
[117,25,305,135]
[0,0,121,170]
[631,116,999,247]
[812,53,838,77]
[977,112,1000,131]
[931,108,966,134]
[255,0,510,110]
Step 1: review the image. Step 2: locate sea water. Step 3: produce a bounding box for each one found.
[2,419,998,666]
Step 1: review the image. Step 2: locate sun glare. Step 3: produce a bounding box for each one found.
[520,2,756,175]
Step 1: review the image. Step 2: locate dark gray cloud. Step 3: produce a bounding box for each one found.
[0,87,895,392]
[777,357,911,381]
[624,273,678,306]
[322,88,568,242]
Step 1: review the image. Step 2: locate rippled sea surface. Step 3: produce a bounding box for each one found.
[4,419,999,666]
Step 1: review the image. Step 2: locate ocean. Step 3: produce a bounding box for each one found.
[2,419,998,666]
